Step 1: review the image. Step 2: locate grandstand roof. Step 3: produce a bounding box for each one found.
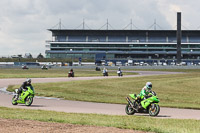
[48,29,200,36]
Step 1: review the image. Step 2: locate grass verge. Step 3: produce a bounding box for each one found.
[0,68,136,78]
[0,106,199,133]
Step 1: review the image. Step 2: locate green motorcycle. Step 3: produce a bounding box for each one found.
[125,91,160,116]
[12,86,35,106]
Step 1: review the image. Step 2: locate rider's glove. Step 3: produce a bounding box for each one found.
[135,97,138,100]
[135,96,140,100]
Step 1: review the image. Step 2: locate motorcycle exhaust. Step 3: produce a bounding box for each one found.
[126,97,137,111]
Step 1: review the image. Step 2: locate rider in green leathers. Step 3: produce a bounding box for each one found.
[135,82,152,109]
[15,78,32,100]
[138,82,152,99]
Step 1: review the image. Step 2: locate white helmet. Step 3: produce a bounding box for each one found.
[26,78,31,84]
[146,82,152,90]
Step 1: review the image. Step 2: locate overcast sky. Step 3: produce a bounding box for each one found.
[0,0,200,57]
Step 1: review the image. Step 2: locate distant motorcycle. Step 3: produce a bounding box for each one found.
[125,91,160,116]
[22,65,29,70]
[41,65,48,70]
[117,70,123,77]
[68,71,74,77]
[102,68,108,76]
[12,86,35,106]
[103,72,108,76]
[95,67,101,71]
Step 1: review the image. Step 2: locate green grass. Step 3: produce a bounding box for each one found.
[1,67,199,78]
[0,68,136,78]
[126,69,200,72]
[7,72,200,109]
[2,67,200,79]
[0,106,199,133]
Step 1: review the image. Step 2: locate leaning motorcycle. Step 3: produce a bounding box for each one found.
[117,70,123,77]
[125,91,160,116]
[103,71,108,76]
[12,86,35,106]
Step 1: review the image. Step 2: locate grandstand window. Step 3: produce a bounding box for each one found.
[68,36,86,42]
[188,36,200,43]
[88,36,106,42]
[182,36,187,43]
[168,36,176,42]
[128,36,146,42]
[182,44,189,48]
[189,44,200,48]
[57,36,66,42]
[108,36,126,42]
[51,44,57,47]
[148,36,166,42]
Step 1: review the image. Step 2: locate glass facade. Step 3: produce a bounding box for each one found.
[46,29,200,62]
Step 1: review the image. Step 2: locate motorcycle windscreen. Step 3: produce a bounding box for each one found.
[129,94,137,99]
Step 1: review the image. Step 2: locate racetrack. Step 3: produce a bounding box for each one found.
[0,71,200,120]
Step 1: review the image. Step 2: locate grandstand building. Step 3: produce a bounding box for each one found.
[46,29,200,65]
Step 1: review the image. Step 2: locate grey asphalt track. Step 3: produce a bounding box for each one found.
[0,71,200,120]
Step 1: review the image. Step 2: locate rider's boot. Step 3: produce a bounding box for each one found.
[15,91,21,101]
[15,94,19,101]
[138,103,142,109]
[136,99,142,111]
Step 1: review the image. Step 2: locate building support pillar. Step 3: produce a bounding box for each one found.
[176,12,182,64]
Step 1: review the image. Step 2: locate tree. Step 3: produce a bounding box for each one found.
[37,53,44,59]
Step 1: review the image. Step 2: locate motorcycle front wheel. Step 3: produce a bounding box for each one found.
[149,104,160,116]
[11,95,18,105]
[25,97,33,106]
[125,103,136,115]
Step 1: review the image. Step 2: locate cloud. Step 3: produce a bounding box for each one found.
[0,0,200,56]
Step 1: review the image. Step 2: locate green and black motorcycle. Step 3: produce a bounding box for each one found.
[12,86,35,106]
[125,91,160,116]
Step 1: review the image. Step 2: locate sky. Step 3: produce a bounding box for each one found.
[0,0,200,57]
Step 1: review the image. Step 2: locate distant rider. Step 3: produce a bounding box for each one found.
[117,67,122,76]
[103,67,108,76]
[68,68,74,77]
[118,67,121,71]
[70,69,73,73]
[15,78,32,100]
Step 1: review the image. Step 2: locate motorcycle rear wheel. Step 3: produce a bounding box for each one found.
[25,97,33,106]
[12,95,18,105]
[149,104,160,116]
[125,103,136,115]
